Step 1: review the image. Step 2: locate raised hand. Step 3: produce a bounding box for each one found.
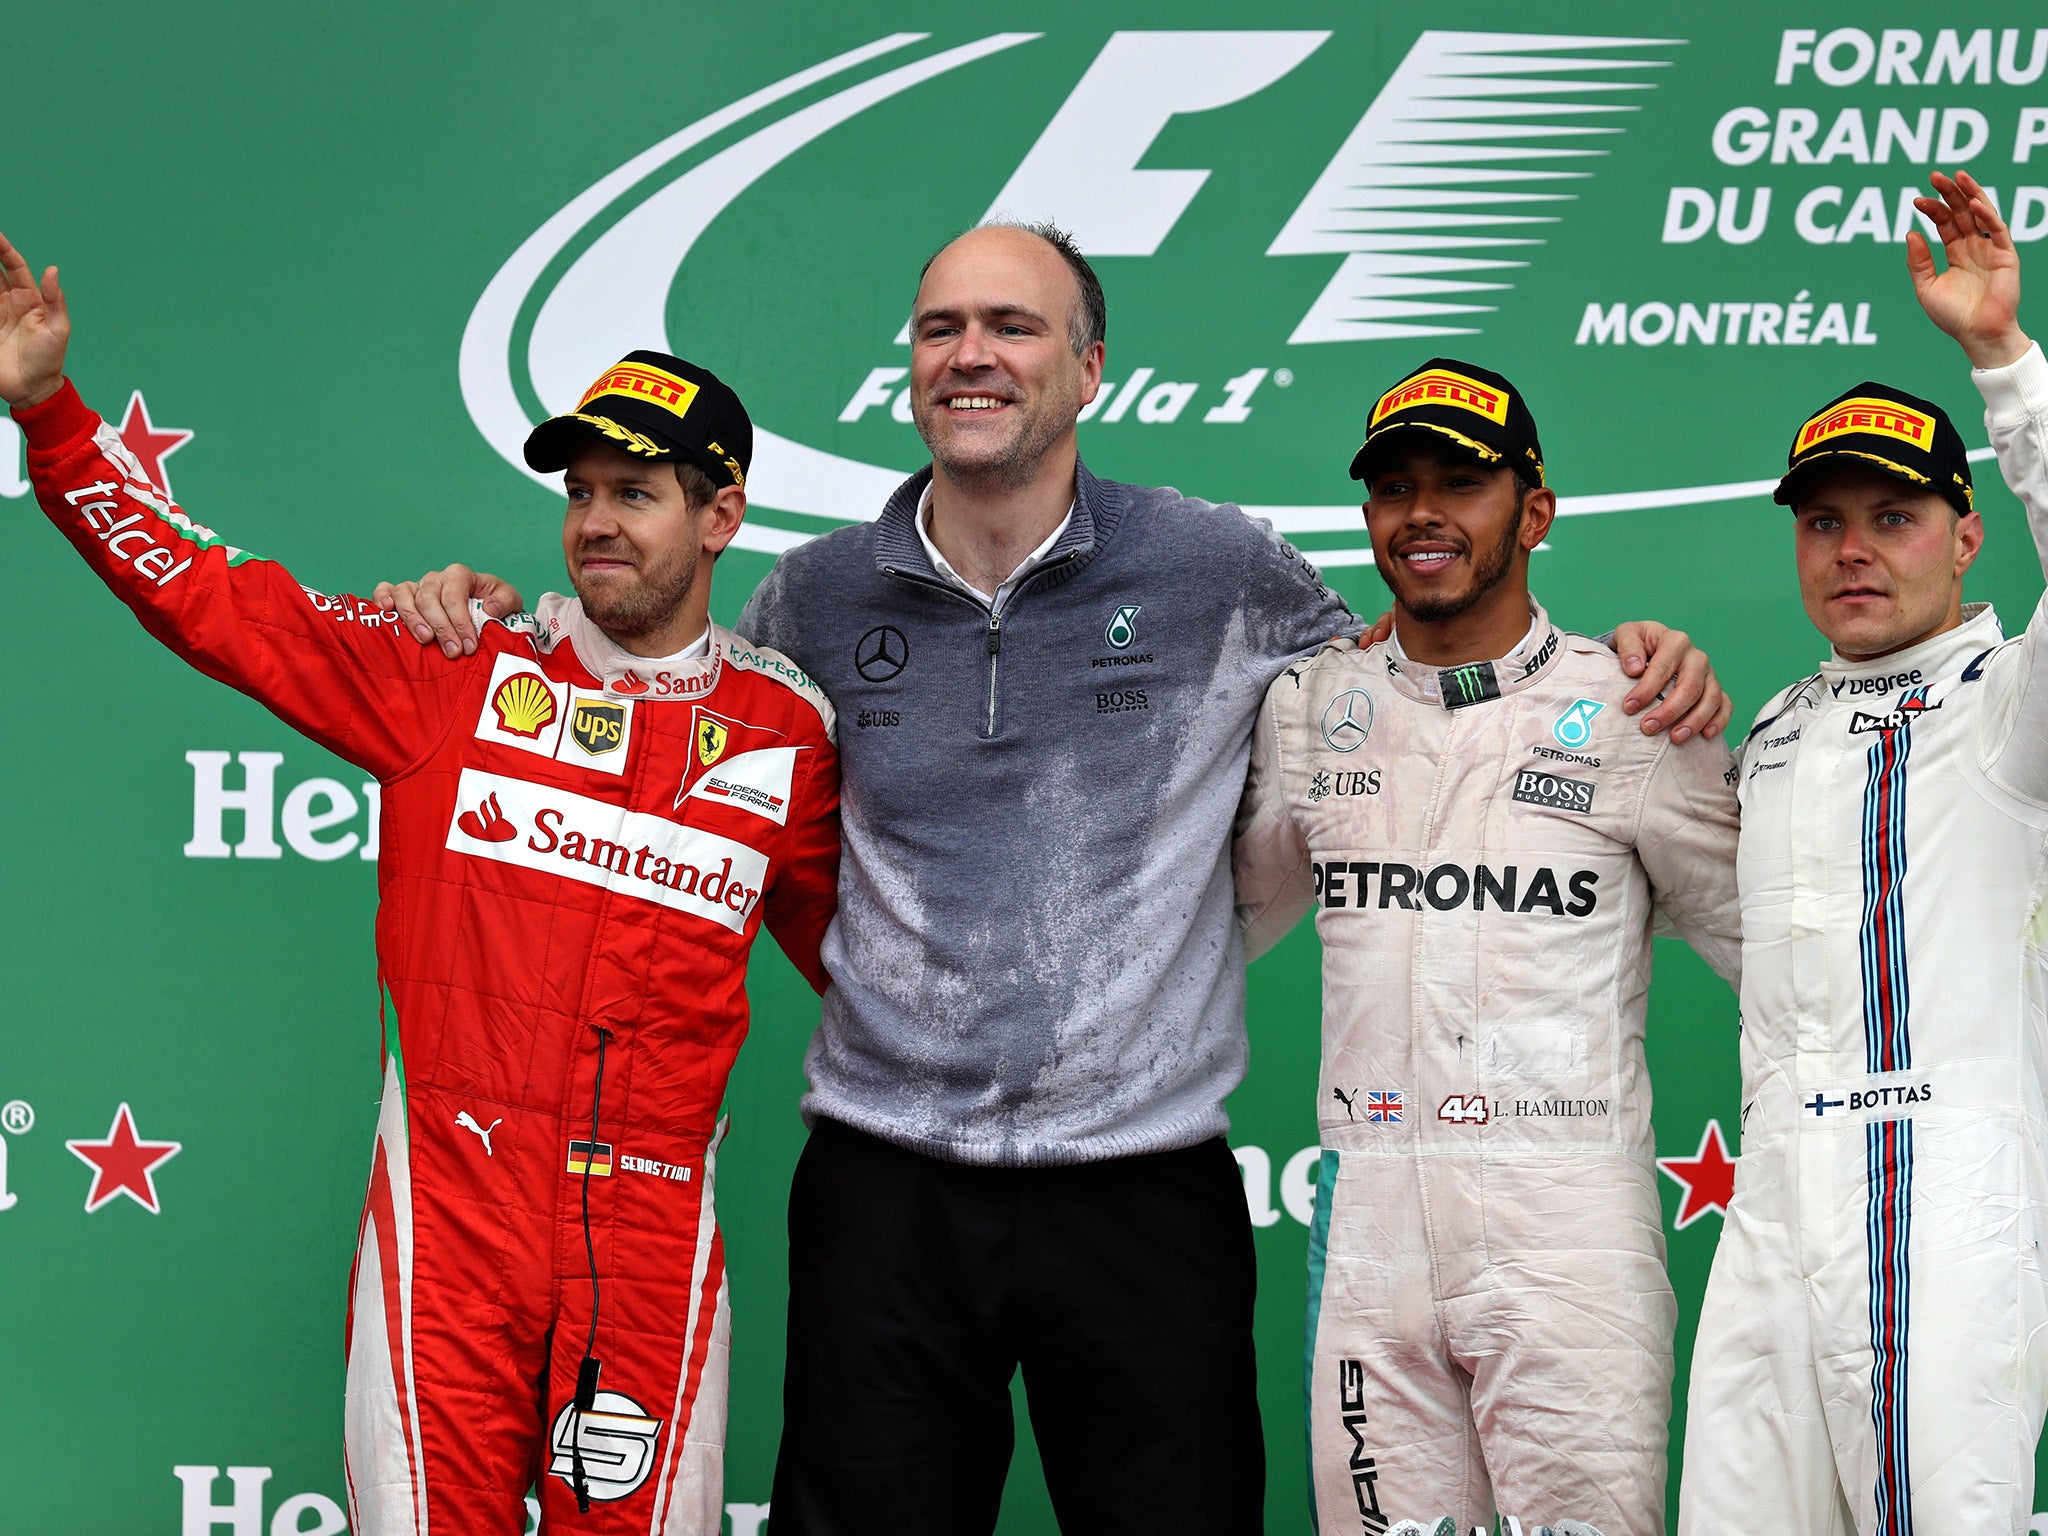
[1908,170,2029,369]
[0,231,70,409]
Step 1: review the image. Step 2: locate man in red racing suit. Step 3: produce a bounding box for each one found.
[1,234,839,1536]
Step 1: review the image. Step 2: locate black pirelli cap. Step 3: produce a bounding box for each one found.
[1350,358,1545,488]
[524,350,752,489]
[1774,383,1973,516]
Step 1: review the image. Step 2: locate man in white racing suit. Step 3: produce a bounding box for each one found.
[1235,359,1742,1536]
[1679,171,2048,1535]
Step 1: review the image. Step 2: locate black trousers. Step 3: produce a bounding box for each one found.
[768,1119,1264,1535]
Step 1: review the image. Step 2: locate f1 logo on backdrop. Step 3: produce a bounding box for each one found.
[460,29,1677,567]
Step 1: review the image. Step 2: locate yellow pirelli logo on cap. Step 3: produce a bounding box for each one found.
[1798,398,1932,454]
[578,362,700,423]
[1371,369,1509,428]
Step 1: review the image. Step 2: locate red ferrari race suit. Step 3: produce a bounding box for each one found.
[16,381,840,1536]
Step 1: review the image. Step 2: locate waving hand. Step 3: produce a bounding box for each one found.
[0,231,69,410]
[1908,170,2029,369]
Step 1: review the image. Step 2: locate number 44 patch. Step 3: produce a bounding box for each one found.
[1438,1094,1490,1126]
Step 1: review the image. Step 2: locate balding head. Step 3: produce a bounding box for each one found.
[917,222,1106,356]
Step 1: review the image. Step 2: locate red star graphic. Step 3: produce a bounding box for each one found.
[67,1102,182,1214]
[116,391,193,500]
[1658,1119,1737,1230]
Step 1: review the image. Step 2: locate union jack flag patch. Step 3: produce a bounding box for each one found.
[1366,1091,1403,1123]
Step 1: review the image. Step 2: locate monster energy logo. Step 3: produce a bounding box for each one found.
[1437,662,1500,710]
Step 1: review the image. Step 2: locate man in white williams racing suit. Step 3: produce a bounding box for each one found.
[1235,359,1742,1536]
[1680,170,2048,1535]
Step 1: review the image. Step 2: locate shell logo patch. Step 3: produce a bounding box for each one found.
[491,672,559,739]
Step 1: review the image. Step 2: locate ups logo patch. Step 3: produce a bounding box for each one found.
[571,699,626,756]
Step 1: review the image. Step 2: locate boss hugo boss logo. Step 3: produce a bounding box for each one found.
[1321,689,1374,752]
[1096,688,1149,714]
[854,625,908,682]
[1517,629,1559,678]
[1511,769,1596,814]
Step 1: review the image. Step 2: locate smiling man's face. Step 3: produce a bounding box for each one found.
[1365,448,1535,623]
[907,226,1102,490]
[1792,464,1981,659]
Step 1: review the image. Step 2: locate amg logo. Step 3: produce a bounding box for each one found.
[1511,770,1595,813]
[1337,1359,1388,1534]
[1314,860,1599,917]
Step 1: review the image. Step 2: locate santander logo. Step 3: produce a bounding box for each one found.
[457,792,519,843]
[445,770,770,934]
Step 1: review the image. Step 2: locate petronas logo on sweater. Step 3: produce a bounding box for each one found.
[1104,605,1141,650]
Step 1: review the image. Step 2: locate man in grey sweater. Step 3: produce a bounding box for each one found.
[385,222,1725,1535]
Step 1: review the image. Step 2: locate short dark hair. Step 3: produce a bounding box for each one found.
[673,457,718,508]
[918,220,1107,356]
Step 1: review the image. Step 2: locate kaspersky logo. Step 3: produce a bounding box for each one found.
[461,29,1678,569]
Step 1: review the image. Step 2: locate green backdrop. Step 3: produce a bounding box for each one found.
[6,5,2048,1531]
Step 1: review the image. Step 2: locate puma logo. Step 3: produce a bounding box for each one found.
[456,1111,502,1156]
[1333,1087,1359,1121]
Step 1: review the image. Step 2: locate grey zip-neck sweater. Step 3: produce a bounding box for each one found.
[739,460,1352,1166]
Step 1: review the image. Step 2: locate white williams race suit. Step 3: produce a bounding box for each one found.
[1680,347,2048,1535]
[1235,607,1741,1536]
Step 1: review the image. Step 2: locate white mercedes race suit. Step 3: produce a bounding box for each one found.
[1235,606,1742,1536]
[1679,348,2048,1535]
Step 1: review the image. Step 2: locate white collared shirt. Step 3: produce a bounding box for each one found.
[915,484,1074,612]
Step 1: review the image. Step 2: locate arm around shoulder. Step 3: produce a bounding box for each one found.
[1234,670,1317,962]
